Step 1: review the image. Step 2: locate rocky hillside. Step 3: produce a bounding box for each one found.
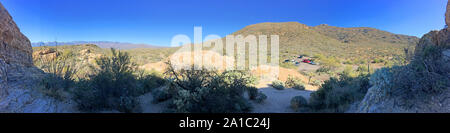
[231,22,418,63]
[311,24,418,45]
[353,1,450,113]
[0,2,77,113]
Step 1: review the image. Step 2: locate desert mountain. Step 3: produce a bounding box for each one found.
[311,24,418,44]
[230,22,418,62]
[32,41,162,50]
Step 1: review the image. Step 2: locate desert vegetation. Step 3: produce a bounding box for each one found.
[155,63,263,113]
[373,45,449,101]
[308,72,370,112]
[36,48,166,112]
[285,75,306,90]
[33,46,268,113]
[271,80,285,90]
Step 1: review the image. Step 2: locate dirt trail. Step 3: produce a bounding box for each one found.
[138,92,167,113]
[137,87,314,113]
[251,87,313,113]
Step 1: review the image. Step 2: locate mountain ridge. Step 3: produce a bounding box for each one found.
[228,21,419,63]
[31,41,164,50]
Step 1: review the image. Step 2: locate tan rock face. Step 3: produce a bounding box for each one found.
[32,48,59,61]
[0,2,33,67]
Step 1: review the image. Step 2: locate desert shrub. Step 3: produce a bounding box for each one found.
[291,96,308,111]
[310,80,322,86]
[272,80,285,90]
[372,58,385,63]
[164,64,256,113]
[254,92,267,103]
[247,86,259,100]
[308,72,370,112]
[73,48,140,113]
[356,64,374,74]
[37,52,78,100]
[151,87,171,103]
[356,65,368,72]
[383,45,450,98]
[247,86,267,103]
[40,75,71,101]
[316,67,331,73]
[285,76,305,90]
[72,79,99,111]
[135,70,166,95]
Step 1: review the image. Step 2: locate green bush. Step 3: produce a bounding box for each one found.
[136,70,166,95]
[372,58,385,63]
[254,92,267,103]
[272,80,285,90]
[37,53,78,100]
[285,76,305,90]
[151,87,171,103]
[247,86,267,103]
[73,48,140,113]
[316,67,331,74]
[164,64,256,113]
[291,96,308,111]
[247,86,259,100]
[308,73,370,112]
[383,45,450,98]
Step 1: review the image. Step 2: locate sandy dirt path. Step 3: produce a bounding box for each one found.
[251,87,313,113]
[138,92,167,113]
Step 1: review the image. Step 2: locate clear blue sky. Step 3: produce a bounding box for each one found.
[2,0,448,47]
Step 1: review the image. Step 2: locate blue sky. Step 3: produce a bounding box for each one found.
[2,0,448,47]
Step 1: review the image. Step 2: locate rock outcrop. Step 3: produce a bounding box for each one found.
[0,2,77,113]
[0,3,32,66]
[354,1,450,113]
